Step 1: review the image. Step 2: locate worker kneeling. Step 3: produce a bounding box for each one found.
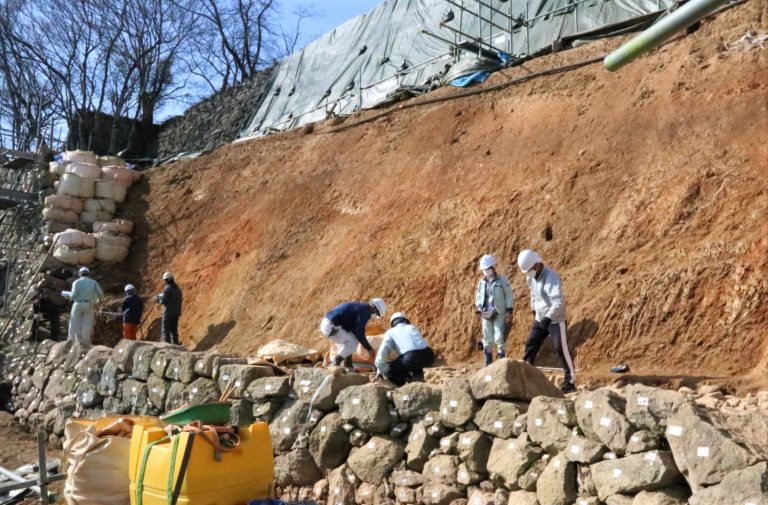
[374,312,435,386]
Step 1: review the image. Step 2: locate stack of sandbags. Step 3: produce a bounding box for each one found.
[94,231,131,263]
[52,229,96,265]
[42,195,83,227]
[93,219,134,235]
[81,199,116,225]
[101,165,141,188]
[49,160,69,179]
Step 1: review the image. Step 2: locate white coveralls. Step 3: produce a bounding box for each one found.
[320,317,359,358]
[68,277,104,344]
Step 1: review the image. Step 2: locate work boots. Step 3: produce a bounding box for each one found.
[343,355,355,372]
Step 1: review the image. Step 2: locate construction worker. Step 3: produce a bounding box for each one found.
[474,254,514,366]
[122,284,144,340]
[32,290,61,341]
[374,312,435,386]
[67,267,103,344]
[517,249,576,393]
[320,298,387,370]
[156,272,182,345]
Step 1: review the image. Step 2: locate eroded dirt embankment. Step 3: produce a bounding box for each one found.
[118,1,768,388]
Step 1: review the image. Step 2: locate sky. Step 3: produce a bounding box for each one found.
[279,0,384,47]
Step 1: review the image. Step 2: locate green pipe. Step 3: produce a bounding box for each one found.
[604,0,729,71]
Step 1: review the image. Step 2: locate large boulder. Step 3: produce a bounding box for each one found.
[591,451,683,500]
[474,400,526,439]
[245,376,291,401]
[46,341,73,367]
[421,483,464,505]
[456,431,492,474]
[111,340,152,373]
[131,344,162,381]
[166,352,199,383]
[469,359,563,401]
[185,377,220,405]
[310,412,352,471]
[122,379,149,412]
[486,435,545,490]
[576,388,635,455]
[527,397,577,454]
[706,408,768,460]
[270,400,312,452]
[688,461,768,505]
[624,385,686,435]
[393,382,442,419]
[147,373,170,410]
[229,400,254,426]
[423,455,461,485]
[564,434,607,464]
[164,381,187,411]
[631,487,689,505]
[666,402,756,491]
[536,454,577,505]
[391,470,425,488]
[97,359,125,397]
[75,346,112,384]
[337,384,393,434]
[274,448,322,486]
[506,490,539,505]
[294,367,368,410]
[327,465,357,505]
[217,364,274,398]
[347,436,405,484]
[406,421,440,471]
[440,380,478,428]
[62,342,90,372]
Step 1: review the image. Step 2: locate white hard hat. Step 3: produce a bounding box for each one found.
[79,267,90,275]
[390,312,409,326]
[479,254,496,270]
[517,250,542,273]
[124,284,136,292]
[370,298,387,319]
[162,272,174,280]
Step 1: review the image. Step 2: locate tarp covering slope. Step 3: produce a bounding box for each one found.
[241,0,676,137]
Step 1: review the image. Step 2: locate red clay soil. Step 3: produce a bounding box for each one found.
[114,2,767,391]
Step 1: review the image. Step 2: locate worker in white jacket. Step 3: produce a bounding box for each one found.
[66,267,104,344]
[474,254,514,366]
[517,250,576,392]
[374,312,435,386]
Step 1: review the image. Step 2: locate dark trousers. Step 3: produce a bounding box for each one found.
[162,313,180,345]
[381,347,436,386]
[523,321,576,384]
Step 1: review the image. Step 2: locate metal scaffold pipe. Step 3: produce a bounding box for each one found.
[604,0,730,71]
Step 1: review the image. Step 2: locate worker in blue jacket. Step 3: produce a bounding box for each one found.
[320,298,387,370]
[122,284,144,340]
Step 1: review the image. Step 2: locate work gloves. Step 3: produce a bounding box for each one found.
[540,317,552,331]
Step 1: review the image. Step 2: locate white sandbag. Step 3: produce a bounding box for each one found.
[63,150,96,164]
[80,211,98,224]
[58,173,82,197]
[101,166,135,188]
[97,156,125,168]
[45,195,84,212]
[95,243,129,263]
[53,229,96,249]
[46,221,70,235]
[53,245,95,266]
[93,219,133,235]
[94,232,132,249]
[78,177,95,199]
[94,180,126,203]
[82,199,116,214]
[96,211,114,222]
[43,207,79,224]
[50,161,69,176]
[66,162,101,179]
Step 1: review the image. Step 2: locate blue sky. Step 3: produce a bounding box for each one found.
[279,0,384,47]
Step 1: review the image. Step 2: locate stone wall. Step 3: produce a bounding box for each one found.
[156,69,275,160]
[2,345,768,505]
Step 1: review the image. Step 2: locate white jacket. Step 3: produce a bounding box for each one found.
[375,324,429,368]
[526,266,567,323]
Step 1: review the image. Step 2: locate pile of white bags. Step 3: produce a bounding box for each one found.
[43,195,84,226]
[52,229,96,266]
[94,231,132,263]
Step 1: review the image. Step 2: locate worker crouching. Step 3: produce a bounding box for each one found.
[320,298,387,371]
[374,312,435,386]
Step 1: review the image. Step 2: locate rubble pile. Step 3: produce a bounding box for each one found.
[2,345,768,505]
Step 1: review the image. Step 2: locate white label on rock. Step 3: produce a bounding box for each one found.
[637,396,650,406]
[449,400,458,408]
[697,446,710,457]
[192,387,198,393]
[484,374,492,382]
[507,442,516,449]
[668,425,684,437]
[514,422,521,428]
[645,452,658,463]
[352,398,360,405]
[570,445,581,454]
[493,421,503,429]
[334,489,340,496]
[320,426,326,433]
[265,384,272,390]
[300,380,310,386]
[613,468,622,478]
[554,459,561,468]
[303,387,310,393]
[557,408,566,415]
[432,492,439,499]
[132,387,137,392]
[222,374,230,381]
[535,418,543,426]
[367,442,376,449]
[441,439,450,447]
[434,467,440,474]
[461,436,472,445]
[118,349,124,353]
[584,400,594,409]
[630,435,640,442]
[441,408,448,414]
[402,395,410,401]
[283,428,291,434]
[600,417,612,427]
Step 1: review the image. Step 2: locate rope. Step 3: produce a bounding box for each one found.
[135,435,169,505]
[166,434,181,505]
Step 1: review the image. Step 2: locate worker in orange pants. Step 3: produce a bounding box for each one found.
[122,284,144,340]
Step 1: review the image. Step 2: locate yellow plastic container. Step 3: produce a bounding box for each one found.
[129,422,274,505]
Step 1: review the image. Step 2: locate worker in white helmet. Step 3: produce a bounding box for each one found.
[517,249,576,392]
[474,254,514,366]
[155,272,182,344]
[67,267,104,344]
[373,312,435,386]
[320,298,387,371]
[122,284,143,340]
